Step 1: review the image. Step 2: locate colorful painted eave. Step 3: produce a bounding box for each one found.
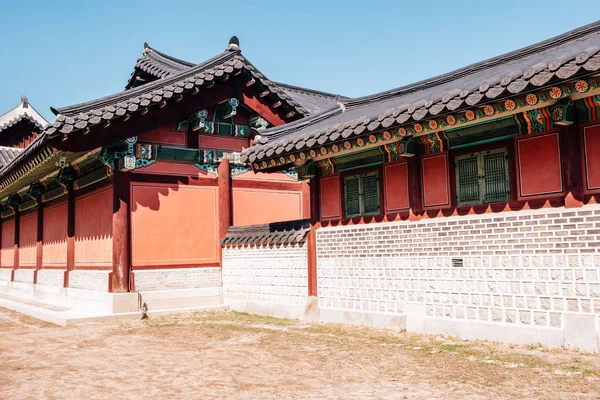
[242,20,600,169]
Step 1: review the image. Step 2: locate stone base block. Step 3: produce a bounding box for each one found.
[10,281,35,297]
[0,268,13,282]
[564,313,600,353]
[318,307,406,330]
[139,287,223,311]
[34,284,67,303]
[37,269,66,288]
[227,299,307,319]
[13,268,35,283]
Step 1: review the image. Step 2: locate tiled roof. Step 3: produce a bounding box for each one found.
[0,147,23,168]
[123,41,343,114]
[0,95,49,134]
[221,219,310,246]
[241,20,600,164]
[125,43,195,89]
[46,40,310,138]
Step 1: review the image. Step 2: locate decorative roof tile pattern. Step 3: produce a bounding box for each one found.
[0,147,24,168]
[241,20,600,164]
[123,42,343,114]
[47,41,309,138]
[0,95,49,134]
[221,219,310,247]
[125,43,195,89]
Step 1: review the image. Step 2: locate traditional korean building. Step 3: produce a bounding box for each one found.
[225,21,600,351]
[0,37,344,316]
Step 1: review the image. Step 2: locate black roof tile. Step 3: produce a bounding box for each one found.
[221,219,310,247]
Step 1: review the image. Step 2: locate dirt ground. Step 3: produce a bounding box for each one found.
[0,308,599,399]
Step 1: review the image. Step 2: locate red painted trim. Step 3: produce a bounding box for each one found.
[131,173,217,186]
[320,174,341,220]
[515,130,564,201]
[383,161,410,212]
[241,90,287,127]
[73,265,112,271]
[198,134,249,152]
[581,121,600,194]
[231,179,304,191]
[420,152,451,210]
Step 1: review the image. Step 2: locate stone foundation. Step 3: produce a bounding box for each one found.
[222,243,308,318]
[132,267,221,291]
[68,270,110,292]
[315,204,600,352]
[13,269,35,284]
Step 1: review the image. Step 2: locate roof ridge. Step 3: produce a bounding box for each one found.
[345,19,600,107]
[55,50,236,116]
[273,81,346,99]
[144,44,196,68]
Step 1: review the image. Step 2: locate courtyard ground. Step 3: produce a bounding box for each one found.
[0,307,599,399]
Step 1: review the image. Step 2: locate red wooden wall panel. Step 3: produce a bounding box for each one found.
[421,153,450,209]
[19,212,37,267]
[43,202,68,267]
[320,175,341,219]
[74,187,113,268]
[138,124,186,146]
[1,219,15,267]
[516,131,563,200]
[233,188,303,226]
[384,162,410,212]
[582,123,600,193]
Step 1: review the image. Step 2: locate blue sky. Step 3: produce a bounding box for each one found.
[0,0,597,121]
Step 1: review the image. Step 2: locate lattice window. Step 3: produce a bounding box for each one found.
[455,148,510,206]
[344,172,380,217]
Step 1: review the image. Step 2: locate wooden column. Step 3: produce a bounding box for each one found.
[34,202,43,284]
[217,159,231,265]
[13,210,19,272]
[562,125,584,208]
[111,170,131,293]
[307,175,320,297]
[65,189,75,288]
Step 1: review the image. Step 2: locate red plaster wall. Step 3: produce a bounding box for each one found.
[1,219,15,267]
[138,124,186,146]
[320,175,341,219]
[421,153,450,209]
[43,202,68,267]
[384,162,410,212]
[130,183,218,267]
[582,123,600,193]
[75,187,113,268]
[19,212,37,267]
[233,188,303,226]
[516,131,563,199]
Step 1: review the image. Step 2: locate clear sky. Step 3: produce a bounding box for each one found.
[1,0,597,121]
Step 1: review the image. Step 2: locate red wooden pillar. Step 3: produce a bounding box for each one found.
[34,202,43,284]
[307,175,320,297]
[111,170,131,293]
[13,210,19,274]
[562,125,584,208]
[65,189,75,288]
[217,159,231,265]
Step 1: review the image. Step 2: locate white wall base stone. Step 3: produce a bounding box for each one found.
[0,269,13,281]
[133,267,221,291]
[10,282,35,297]
[13,269,35,283]
[318,307,406,330]
[139,287,223,311]
[68,270,110,292]
[227,299,307,319]
[37,270,66,288]
[564,313,600,352]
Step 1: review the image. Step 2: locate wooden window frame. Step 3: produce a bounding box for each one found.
[455,148,510,207]
[343,171,381,218]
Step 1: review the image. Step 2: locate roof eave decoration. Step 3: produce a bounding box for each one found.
[246,77,600,172]
[47,38,309,141]
[242,21,600,170]
[0,95,50,134]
